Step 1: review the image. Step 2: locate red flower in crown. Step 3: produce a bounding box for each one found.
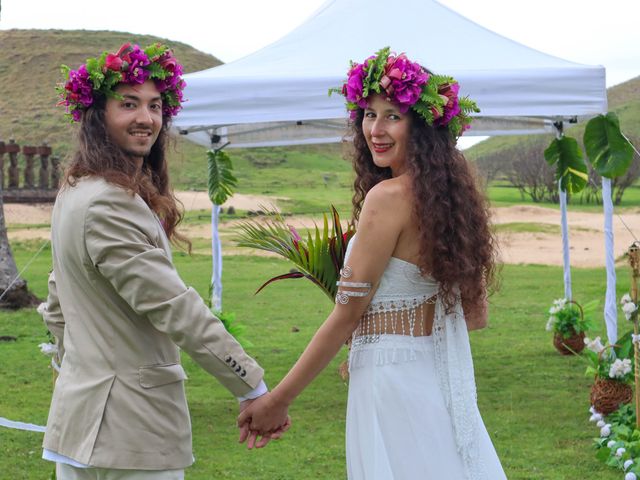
[435,82,461,126]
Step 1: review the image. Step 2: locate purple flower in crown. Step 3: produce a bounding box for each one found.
[162,79,186,117]
[435,82,461,126]
[122,46,151,84]
[343,63,367,111]
[65,65,94,108]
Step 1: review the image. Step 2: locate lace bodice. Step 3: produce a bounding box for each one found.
[370,257,437,304]
[345,234,437,304]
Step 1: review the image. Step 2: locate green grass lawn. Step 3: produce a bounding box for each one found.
[0,239,632,479]
[487,182,640,212]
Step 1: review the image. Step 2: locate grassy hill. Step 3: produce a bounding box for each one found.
[466,76,640,161]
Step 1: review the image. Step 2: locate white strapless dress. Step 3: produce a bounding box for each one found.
[345,240,507,480]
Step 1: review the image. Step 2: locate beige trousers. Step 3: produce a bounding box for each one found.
[56,463,185,480]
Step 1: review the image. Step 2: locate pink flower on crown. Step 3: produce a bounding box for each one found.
[155,56,184,92]
[158,52,179,74]
[435,82,461,126]
[379,54,428,113]
[122,45,151,84]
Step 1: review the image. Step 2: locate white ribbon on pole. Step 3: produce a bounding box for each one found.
[559,180,572,300]
[0,417,46,433]
[602,177,617,344]
[211,204,222,312]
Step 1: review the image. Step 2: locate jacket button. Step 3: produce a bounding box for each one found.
[240,369,247,377]
[231,360,237,368]
[225,355,232,363]
[235,365,242,373]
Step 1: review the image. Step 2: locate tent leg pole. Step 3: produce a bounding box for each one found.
[602,177,617,344]
[555,122,572,301]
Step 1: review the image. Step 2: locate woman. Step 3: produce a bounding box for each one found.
[238,47,506,479]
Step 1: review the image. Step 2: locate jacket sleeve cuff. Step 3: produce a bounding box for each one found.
[237,380,268,402]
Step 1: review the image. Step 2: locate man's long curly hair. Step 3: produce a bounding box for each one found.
[63,96,189,250]
[350,109,498,311]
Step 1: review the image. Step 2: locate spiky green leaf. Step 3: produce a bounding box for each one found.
[207,150,237,205]
[235,206,356,301]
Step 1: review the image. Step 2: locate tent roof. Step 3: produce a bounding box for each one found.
[174,0,607,148]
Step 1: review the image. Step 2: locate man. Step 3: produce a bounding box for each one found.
[41,42,286,480]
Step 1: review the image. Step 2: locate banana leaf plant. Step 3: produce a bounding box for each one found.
[545,112,636,193]
[235,206,355,301]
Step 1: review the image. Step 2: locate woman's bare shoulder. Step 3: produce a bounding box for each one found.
[365,176,413,207]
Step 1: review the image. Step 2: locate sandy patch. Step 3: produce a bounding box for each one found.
[491,205,640,266]
[3,203,53,225]
[176,191,286,212]
[6,198,640,267]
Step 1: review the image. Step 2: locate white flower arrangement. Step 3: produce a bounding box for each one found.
[609,358,633,379]
[545,297,595,340]
[626,473,637,480]
[621,294,639,321]
[626,460,635,471]
[584,336,606,354]
[601,424,612,437]
[617,447,628,457]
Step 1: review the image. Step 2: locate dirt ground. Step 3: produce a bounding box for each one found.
[6,193,640,267]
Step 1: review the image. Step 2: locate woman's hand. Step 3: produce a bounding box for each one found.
[237,392,291,448]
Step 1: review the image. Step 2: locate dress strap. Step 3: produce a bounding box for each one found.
[433,292,485,480]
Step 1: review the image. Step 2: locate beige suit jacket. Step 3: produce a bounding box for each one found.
[42,177,264,469]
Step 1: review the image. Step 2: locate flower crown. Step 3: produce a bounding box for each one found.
[57,42,186,122]
[331,47,479,138]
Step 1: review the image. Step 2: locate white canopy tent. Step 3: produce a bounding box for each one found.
[174,0,617,342]
[174,0,607,148]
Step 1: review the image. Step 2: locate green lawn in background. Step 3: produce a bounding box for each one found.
[170,143,640,217]
[0,239,629,479]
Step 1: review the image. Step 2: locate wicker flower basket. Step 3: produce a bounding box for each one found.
[590,378,633,415]
[553,330,585,355]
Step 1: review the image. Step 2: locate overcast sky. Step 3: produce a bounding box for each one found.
[2,0,639,87]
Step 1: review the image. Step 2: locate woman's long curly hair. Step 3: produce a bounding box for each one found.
[63,95,190,250]
[350,108,498,311]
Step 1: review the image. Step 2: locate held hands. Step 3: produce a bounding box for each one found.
[238,392,291,449]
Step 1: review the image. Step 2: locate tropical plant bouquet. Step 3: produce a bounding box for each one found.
[235,206,355,301]
[545,298,596,354]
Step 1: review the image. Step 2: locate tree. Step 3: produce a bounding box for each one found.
[0,188,39,309]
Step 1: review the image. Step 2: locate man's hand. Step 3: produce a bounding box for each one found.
[237,392,291,448]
